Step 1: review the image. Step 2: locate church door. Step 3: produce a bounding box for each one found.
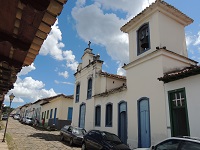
[118,101,127,144]
[138,98,151,148]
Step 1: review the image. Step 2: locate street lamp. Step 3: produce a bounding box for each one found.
[2,93,15,142]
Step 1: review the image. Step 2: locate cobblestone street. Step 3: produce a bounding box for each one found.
[5,118,81,150]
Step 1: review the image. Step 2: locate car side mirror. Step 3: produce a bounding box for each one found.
[151,145,155,150]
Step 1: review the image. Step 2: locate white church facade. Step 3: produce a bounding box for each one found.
[71,0,200,149]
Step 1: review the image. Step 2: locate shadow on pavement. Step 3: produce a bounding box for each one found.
[60,140,81,148]
[28,133,60,141]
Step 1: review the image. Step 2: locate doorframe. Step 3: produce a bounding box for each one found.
[137,97,151,148]
[118,100,128,144]
[79,102,86,128]
[168,87,190,136]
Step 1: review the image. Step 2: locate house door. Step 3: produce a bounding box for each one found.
[118,102,127,144]
[168,88,190,136]
[138,98,151,148]
[54,108,57,124]
[79,104,86,128]
[67,107,73,121]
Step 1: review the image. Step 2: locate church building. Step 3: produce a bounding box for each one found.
[71,0,200,149]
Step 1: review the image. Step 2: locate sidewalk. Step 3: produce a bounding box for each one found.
[0,123,9,150]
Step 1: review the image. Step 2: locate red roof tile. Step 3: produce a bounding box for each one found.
[158,65,200,83]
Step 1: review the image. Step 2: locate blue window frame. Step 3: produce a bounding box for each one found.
[76,84,80,103]
[87,78,92,99]
[95,105,101,126]
[106,103,113,127]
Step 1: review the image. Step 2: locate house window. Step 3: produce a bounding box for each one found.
[106,103,113,127]
[87,78,92,99]
[95,105,101,126]
[47,110,49,119]
[50,109,53,118]
[67,107,73,121]
[137,23,150,55]
[76,84,80,103]
[168,88,190,136]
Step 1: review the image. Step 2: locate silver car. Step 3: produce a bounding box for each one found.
[25,117,33,125]
[135,137,200,150]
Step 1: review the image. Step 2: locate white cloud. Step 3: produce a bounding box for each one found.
[17,63,36,76]
[40,20,64,60]
[58,71,69,79]
[96,0,155,18]
[63,50,79,71]
[6,77,57,103]
[194,31,200,46]
[40,19,78,72]
[4,95,24,103]
[54,80,74,85]
[103,62,108,68]
[71,0,156,65]
[116,62,126,76]
[72,2,129,64]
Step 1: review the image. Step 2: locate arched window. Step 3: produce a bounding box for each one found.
[95,105,101,126]
[137,23,150,55]
[87,78,92,99]
[76,84,80,103]
[106,103,113,127]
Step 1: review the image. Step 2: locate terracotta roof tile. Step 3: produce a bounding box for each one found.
[39,94,73,105]
[158,65,200,83]
[94,84,127,97]
[100,72,126,80]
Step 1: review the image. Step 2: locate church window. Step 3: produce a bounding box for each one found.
[76,84,80,103]
[87,78,92,99]
[95,105,101,126]
[106,103,113,127]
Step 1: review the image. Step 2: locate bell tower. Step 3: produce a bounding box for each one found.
[121,0,193,63]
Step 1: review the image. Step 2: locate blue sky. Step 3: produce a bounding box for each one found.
[4,0,200,108]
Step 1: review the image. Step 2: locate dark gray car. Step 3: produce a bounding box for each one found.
[60,125,87,146]
[82,130,131,150]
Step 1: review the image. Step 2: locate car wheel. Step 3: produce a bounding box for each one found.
[82,143,87,150]
[60,134,64,141]
[69,138,73,146]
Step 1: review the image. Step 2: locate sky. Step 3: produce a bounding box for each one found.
[4,0,200,108]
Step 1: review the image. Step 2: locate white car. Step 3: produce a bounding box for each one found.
[134,137,200,150]
[14,114,20,120]
[25,117,33,125]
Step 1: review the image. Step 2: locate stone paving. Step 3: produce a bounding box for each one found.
[6,118,81,150]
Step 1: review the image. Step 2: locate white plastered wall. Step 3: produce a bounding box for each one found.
[164,74,200,138]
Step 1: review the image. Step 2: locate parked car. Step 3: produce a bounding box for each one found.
[25,117,33,125]
[60,125,86,146]
[81,130,131,150]
[13,114,20,120]
[134,136,200,150]
[2,114,8,120]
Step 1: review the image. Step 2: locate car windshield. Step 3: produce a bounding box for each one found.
[102,132,122,143]
[27,117,32,120]
[72,128,86,135]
